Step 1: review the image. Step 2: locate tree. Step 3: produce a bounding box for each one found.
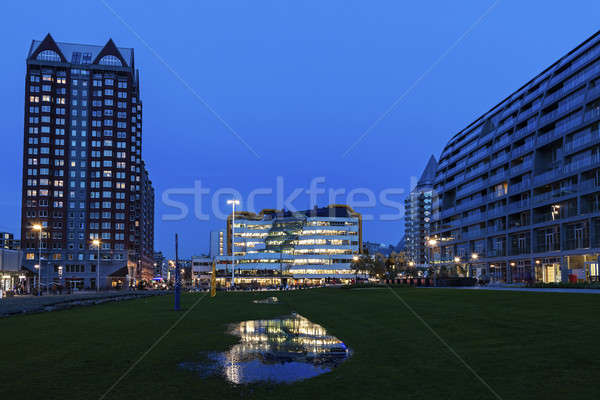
[385,254,397,280]
[370,253,386,280]
[352,254,372,282]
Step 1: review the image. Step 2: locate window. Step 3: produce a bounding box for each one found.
[98,55,122,66]
[37,50,61,62]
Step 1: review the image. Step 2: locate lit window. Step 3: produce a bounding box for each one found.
[36,50,61,62]
[98,55,122,66]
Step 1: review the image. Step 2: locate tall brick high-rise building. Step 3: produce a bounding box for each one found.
[21,34,154,289]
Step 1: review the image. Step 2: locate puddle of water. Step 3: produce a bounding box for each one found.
[252,296,279,304]
[179,313,351,384]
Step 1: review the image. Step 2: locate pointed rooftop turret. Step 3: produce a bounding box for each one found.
[415,155,437,189]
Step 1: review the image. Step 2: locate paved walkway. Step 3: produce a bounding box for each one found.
[0,290,168,317]
[424,286,600,294]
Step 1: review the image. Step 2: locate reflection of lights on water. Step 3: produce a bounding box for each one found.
[213,313,350,384]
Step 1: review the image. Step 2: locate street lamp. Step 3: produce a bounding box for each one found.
[352,255,359,282]
[454,256,461,276]
[470,253,478,278]
[58,265,63,291]
[227,199,240,289]
[32,224,43,296]
[93,239,101,292]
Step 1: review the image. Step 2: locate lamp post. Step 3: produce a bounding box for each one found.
[58,266,63,293]
[227,199,240,289]
[32,224,43,296]
[428,238,437,269]
[471,253,478,278]
[93,239,101,292]
[454,256,461,276]
[353,255,359,283]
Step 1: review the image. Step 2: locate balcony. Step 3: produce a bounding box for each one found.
[461,212,484,225]
[563,238,590,251]
[510,161,533,176]
[533,165,564,185]
[584,108,600,123]
[538,110,559,126]
[557,94,584,115]
[440,206,456,218]
[478,129,496,145]
[487,225,506,234]
[487,249,506,257]
[513,123,536,140]
[579,178,600,192]
[456,196,486,211]
[490,153,509,167]
[502,102,521,118]
[489,169,507,183]
[464,163,489,179]
[488,190,507,201]
[564,153,600,174]
[492,137,511,151]
[487,206,506,218]
[512,142,534,158]
[536,128,564,146]
[533,207,576,224]
[509,246,531,256]
[563,129,600,154]
[523,87,544,104]
[508,198,530,212]
[508,180,532,194]
[543,89,565,107]
[586,85,600,102]
[463,230,484,240]
[517,105,540,122]
[466,150,489,167]
[456,179,487,198]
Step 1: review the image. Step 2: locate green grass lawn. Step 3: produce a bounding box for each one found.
[1,288,599,400]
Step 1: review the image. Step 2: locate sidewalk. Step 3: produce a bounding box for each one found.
[0,290,168,317]
[424,286,600,294]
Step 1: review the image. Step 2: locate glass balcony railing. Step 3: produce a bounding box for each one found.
[461,213,484,224]
[487,249,506,257]
[563,130,600,153]
[492,137,510,150]
[538,110,559,126]
[510,161,533,175]
[457,180,488,198]
[487,207,506,218]
[489,170,507,182]
[584,108,600,123]
[564,154,600,174]
[487,225,506,234]
[509,180,532,194]
[491,153,509,166]
[512,142,534,158]
[586,85,600,101]
[508,198,530,211]
[537,128,565,145]
[533,166,564,185]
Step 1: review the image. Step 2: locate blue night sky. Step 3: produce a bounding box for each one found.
[1,1,600,257]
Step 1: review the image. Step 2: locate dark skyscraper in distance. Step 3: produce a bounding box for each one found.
[21,34,154,289]
[404,155,437,267]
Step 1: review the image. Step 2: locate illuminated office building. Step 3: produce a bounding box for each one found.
[220,205,362,285]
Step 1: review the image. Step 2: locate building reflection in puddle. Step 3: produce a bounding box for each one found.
[179,313,351,384]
